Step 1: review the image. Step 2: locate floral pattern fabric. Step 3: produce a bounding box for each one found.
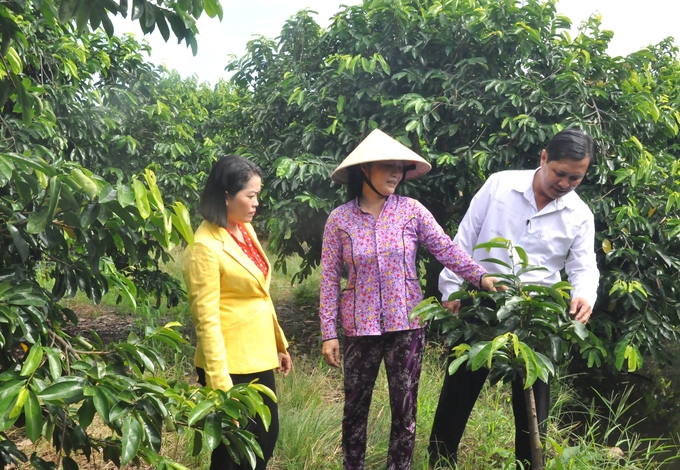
[320,195,487,341]
[342,329,426,470]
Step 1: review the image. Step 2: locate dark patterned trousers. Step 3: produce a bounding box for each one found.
[342,328,426,470]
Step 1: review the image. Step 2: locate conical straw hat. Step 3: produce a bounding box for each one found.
[331,129,432,184]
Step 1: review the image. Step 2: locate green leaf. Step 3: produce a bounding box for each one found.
[92,387,110,423]
[171,201,194,246]
[143,169,164,212]
[549,335,563,362]
[192,429,203,457]
[248,383,277,403]
[70,169,98,199]
[79,202,99,229]
[409,297,450,323]
[204,0,223,20]
[7,223,30,262]
[121,414,143,466]
[496,296,523,320]
[337,95,345,113]
[109,401,134,422]
[470,342,493,371]
[0,155,14,186]
[572,320,588,340]
[474,239,509,251]
[59,0,79,22]
[44,348,62,380]
[203,412,221,451]
[447,354,469,376]
[533,351,554,382]
[78,396,96,428]
[519,343,538,388]
[132,179,151,219]
[46,176,61,221]
[139,412,162,453]
[4,152,55,177]
[0,388,22,431]
[62,457,79,470]
[24,391,43,442]
[0,379,24,401]
[117,184,136,207]
[156,13,170,41]
[37,377,86,404]
[514,246,529,267]
[188,399,214,427]
[20,343,43,377]
[479,257,512,269]
[26,209,50,234]
[9,387,29,419]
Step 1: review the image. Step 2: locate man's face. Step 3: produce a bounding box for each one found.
[536,150,590,200]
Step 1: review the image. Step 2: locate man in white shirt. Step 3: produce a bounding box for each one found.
[428,128,599,470]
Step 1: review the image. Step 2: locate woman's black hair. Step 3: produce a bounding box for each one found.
[545,128,596,169]
[198,155,264,228]
[346,165,365,201]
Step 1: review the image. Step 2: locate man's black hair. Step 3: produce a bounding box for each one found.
[545,128,596,169]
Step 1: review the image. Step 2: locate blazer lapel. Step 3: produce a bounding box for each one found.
[242,223,271,290]
[206,222,267,292]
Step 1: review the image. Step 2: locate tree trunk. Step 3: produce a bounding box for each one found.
[524,384,544,470]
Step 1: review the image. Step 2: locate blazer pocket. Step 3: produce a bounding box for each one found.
[224,302,266,329]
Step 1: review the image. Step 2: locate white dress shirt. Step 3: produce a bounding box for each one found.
[439,169,599,307]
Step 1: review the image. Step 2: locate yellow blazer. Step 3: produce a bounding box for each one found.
[182,220,288,390]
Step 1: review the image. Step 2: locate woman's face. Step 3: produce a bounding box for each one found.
[226,175,262,225]
[362,160,405,196]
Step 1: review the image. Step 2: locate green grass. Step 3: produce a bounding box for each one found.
[270,348,517,470]
[39,249,680,469]
[269,354,679,470]
[267,251,321,307]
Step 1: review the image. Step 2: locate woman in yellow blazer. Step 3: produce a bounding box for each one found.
[183,155,292,470]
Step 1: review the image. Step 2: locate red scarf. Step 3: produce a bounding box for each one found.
[226,224,269,277]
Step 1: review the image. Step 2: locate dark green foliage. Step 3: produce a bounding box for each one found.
[226,0,680,370]
[0,0,271,468]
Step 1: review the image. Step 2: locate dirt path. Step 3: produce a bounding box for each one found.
[62,300,322,358]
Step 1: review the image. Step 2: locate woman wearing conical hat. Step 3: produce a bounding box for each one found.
[319,129,500,470]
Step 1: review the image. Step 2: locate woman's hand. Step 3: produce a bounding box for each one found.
[321,339,341,368]
[481,275,506,292]
[277,352,293,377]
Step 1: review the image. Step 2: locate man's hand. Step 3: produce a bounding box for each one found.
[321,339,341,368]
[276,352,293,377]
[569,297,592,324]
[442,300,461,314]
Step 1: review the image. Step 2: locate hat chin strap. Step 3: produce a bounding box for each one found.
[362,173,388,198]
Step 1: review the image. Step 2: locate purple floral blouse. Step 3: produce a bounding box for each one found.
[320,195,487,341]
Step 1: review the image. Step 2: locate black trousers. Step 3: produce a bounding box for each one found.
[428,362,550,469]
[197,368,279,470]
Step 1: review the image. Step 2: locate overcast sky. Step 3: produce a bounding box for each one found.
[111,0,680,85]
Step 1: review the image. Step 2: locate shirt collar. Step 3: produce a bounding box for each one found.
[352,194,398,214]
[510,168,581,211]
